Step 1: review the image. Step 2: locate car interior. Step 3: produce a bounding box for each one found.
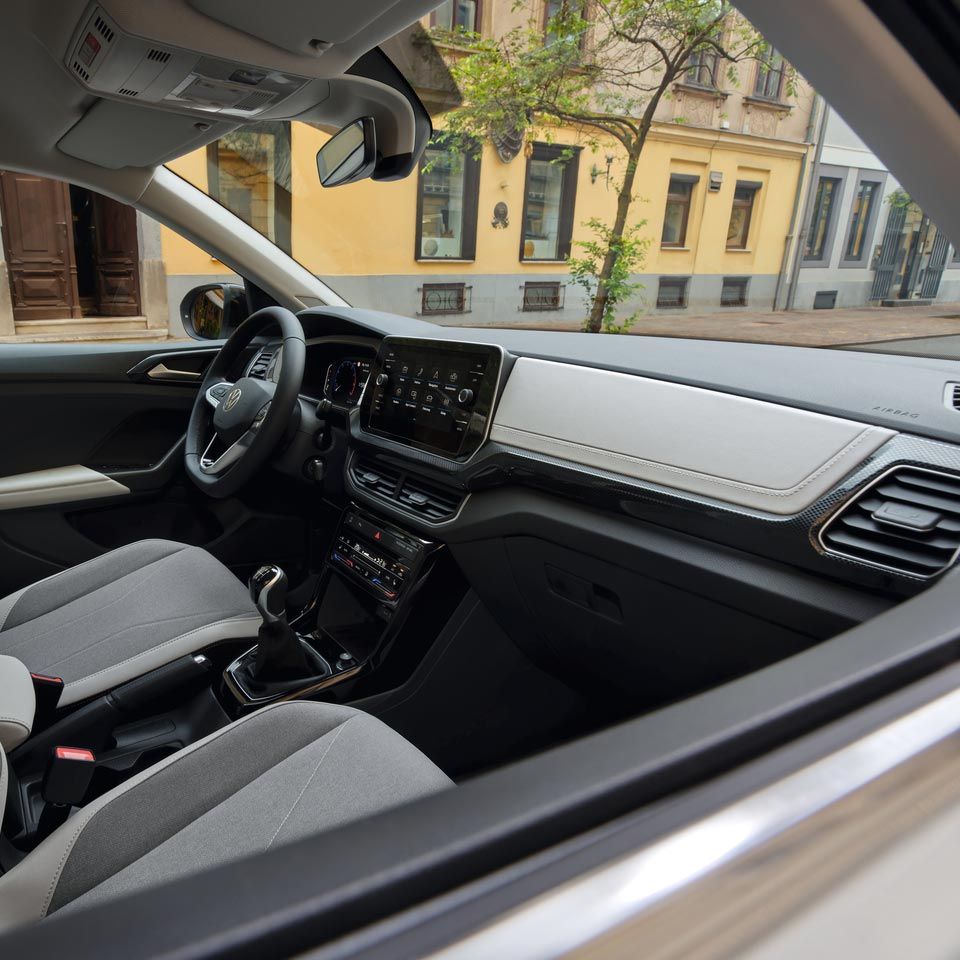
[1,0,960,955]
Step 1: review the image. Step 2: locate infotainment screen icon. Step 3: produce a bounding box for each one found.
[359,338,504,459]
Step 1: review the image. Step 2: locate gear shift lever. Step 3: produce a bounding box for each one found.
[248,565,311,680]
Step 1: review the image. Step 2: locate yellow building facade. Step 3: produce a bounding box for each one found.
[161,3,817,329]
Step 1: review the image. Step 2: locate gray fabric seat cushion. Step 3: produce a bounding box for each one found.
[0,701,452,931]
[0,540,260,705]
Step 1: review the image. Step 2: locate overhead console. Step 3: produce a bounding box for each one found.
[359,337,505,461]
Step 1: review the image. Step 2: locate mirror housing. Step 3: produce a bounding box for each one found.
[180,283,247,340]
[316,117,377,188]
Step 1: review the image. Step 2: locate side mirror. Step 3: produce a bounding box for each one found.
[180,283,247,340]
[316,117,377,188]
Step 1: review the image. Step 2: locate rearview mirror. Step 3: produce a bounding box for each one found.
[316,118,377,188]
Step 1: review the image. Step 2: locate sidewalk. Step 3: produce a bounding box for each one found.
[505,302,960,347]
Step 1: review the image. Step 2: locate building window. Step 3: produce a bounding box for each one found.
[657,276,689,309]
[431,0,479,32]
[206,122,291,254]
[726,181,760,250]
[720,276,749,306]
[804,176,841,260]
[521,143,580,261]
[662,174,697,247]
[522,281,565,311]
[686,50,718,88]
[544,0,586,49]
[420,282,470,315]
[843,179,880,261]
[754,48,785,100]
[416,138,481,261]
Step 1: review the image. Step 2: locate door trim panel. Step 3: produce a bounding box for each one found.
[0,466,128,510]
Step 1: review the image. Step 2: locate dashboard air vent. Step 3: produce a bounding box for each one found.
[247,349,274,379]
[820,466,960,578]
[945,382,960,411]
[348,457,465,522]
[350,457,400,499]
[397,475,464,522]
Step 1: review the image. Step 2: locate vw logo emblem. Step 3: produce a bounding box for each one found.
[223,387,242,412]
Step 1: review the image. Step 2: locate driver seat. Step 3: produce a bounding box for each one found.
[0,540,260,706]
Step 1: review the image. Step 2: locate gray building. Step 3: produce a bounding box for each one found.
[790,109,960,310]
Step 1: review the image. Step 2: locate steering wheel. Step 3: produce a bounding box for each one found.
[185,306,305,498]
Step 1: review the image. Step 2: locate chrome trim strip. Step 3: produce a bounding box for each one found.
[428,685,960,960]
[816,463,960,580]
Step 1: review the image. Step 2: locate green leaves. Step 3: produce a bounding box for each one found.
[569,218,651,333]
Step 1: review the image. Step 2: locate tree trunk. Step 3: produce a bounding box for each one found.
[585,142,641,332]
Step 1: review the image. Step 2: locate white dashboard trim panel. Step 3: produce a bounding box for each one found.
[490,358,896,516]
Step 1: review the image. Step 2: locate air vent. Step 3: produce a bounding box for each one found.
[348,457,465,522]
[147,48,171,63]
[72,61,91,83]
[247,349,274,379]
[117,88,139,97]
[820,466,960,578]
[945,382,960,411]
[397,475,464,522]
[93,15,115,43]
[350,457,401,499]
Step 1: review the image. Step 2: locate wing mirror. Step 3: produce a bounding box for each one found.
[316,117,377,188]
[181,283,247,340]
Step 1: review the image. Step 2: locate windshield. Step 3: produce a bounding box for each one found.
[165,2,960,356]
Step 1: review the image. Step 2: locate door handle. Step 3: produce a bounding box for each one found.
[146,363,203,382]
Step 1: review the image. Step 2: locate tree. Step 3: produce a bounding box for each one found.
[436,0,789,332]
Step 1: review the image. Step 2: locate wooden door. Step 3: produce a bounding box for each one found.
[0,171,80,320]
[91,193,141,316]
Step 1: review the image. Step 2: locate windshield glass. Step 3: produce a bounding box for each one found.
[166,2,960,355]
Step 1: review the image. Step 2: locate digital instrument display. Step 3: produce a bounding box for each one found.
[359,338,502,458]
[323,358,372,407]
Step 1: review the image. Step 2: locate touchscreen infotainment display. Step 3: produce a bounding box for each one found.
[359,338,502,458]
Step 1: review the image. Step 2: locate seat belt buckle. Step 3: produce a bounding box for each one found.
[31,673,64,728]
[42,746,96,806]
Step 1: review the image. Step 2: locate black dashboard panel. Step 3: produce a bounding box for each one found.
[359,337,504,460]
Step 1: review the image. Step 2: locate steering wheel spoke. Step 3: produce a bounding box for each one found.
[205,381,235,409]
[199,428,258,475]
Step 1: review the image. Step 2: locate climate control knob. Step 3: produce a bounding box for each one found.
[457,387,475,406]
[375,373,389,387]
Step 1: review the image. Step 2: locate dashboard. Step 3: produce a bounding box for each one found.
[241,310,960,600]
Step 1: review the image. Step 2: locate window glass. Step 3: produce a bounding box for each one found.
[662,177,694,246]
[844,180,879,260]
[522,146,578,260]
[804,176,840,260]
[754,49,785,99]
[206,122,291,254]
[727,183,758,249]
[686,50,718,88]
[417,140,479,260]
[432,0,478,32]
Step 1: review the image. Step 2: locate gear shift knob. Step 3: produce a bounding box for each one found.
[247,565,310,681]
[249,565,288,621]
